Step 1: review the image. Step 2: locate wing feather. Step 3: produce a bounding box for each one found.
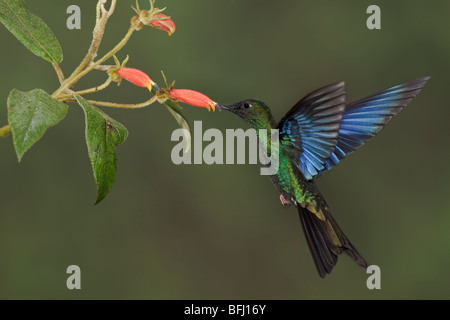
[278,82,346,180]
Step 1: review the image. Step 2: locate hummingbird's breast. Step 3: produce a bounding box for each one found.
[255,122,323,211]
[269,152,324,213]
[270,155,307,204]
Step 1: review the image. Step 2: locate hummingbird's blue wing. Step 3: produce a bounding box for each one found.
[278,82,346,180]
[316,77,430,177]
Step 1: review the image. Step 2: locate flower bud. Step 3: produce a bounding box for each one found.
[169,89,217,111]
[117,68,155,91]
[149,13,176,36]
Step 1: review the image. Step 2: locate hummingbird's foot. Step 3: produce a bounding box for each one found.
[279,195,292,208]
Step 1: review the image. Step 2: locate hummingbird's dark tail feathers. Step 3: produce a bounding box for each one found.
[297,205,368,278]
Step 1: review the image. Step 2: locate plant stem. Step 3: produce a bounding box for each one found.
[65,95,159,109]
[52,63,65,84]
[0,124,11,139]
[52,23,137,99]
[75,77,113,95]
[94,64,115,71]
[75,25,136,83]
[69,0,117,80]
[59,77,113,100]
[87,95,158,109]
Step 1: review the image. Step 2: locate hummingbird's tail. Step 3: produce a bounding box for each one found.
[297,205,368,278]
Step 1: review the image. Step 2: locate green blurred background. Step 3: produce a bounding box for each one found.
[0,0,449,299]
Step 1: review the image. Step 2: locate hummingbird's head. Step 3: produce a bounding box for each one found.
[216,99,275,128]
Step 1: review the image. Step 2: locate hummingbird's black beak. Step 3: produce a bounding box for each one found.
[215,104,229,112]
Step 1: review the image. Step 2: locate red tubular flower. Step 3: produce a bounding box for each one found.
[149,13,176,36]
[117,68,155,91]
[169,89,217,111]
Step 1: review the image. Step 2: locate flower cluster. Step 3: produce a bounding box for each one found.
[111,6,217,111]
[116,67,217,111]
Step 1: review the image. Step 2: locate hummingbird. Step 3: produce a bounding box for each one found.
[217,77,429,278]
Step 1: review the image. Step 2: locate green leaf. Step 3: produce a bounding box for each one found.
[149,86,191,153]
[164,102,191,153]
[7,88,68,161]
[75,95,128,204]
[0,0,63,64]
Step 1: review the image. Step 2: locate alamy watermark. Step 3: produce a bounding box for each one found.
[171,121,280,175]
[66,265,81,290]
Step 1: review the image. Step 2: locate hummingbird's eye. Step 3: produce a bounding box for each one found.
[243,103,251,109]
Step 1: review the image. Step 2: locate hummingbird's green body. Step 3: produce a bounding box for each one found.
[219,77,429,277]
[253,116,323,215]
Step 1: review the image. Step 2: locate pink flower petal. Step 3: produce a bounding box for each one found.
[117,68,154,90]
[149,13,176,36]
[169,89,216,111]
